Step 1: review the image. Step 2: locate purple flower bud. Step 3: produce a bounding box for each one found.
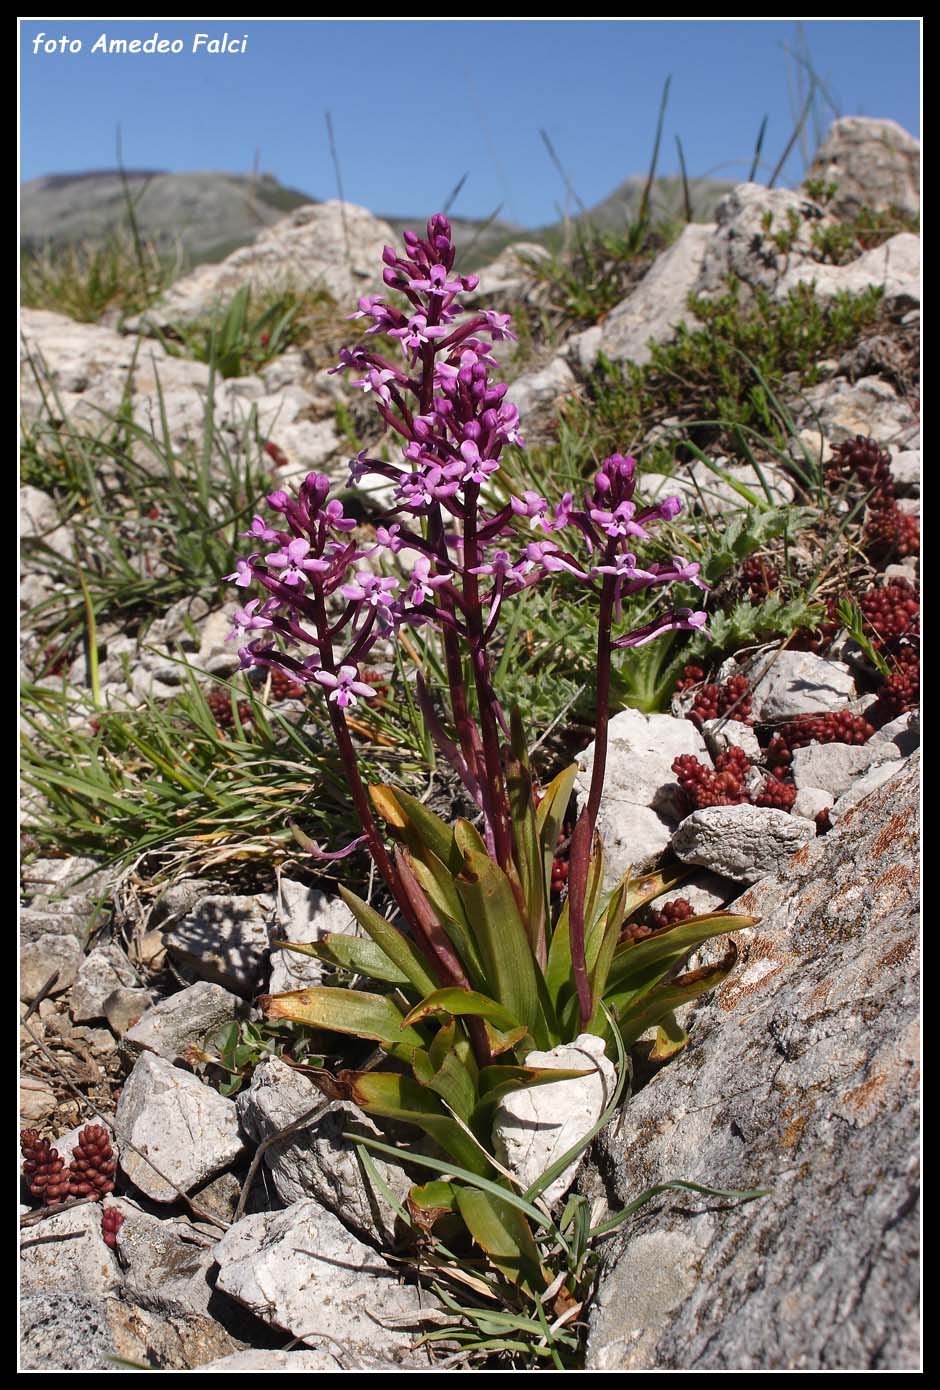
[241,515,279,542]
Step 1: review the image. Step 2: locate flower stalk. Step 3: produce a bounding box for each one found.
[226,214,710,1041]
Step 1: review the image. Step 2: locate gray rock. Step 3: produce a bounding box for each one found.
[701,718,762,763]
[20,1202,121,1296]
[565,323,604,373]
[799,375,919,452]
[20,309,333,499]
[69,943,138,1021]
[792,786,833,822]
[671,805,815,883]
[471,241,550,307]
[640,458,794,514]
[103,987,156,1036]
[124,980,249,1059]
[830,757,910,824]
[749,649,856,721]
[139,201,395,324]
[595,223,715,368]
[20,933,83,1001]
[575,708,709,887]
[870,710,919,757]
[213,1199,433,1362]
[492,1034,616,1209]
[110,1200,218,1317]
[115,1052,245,1202]
[19,1290,241,1371]
[663,872,737,917]
[804,116,920,220]
[20,484,75,557]
[165,893,274,995]
[267,879,358,994]
[587,754,919,1370]
[693,184,834,300]
[235,1055,410,1248]
[148,876,218,927]
[20,1292,123,1371]
[19,1075,58,1123]
[505,356,576,434]
[889,450,920,496]
[19,907,90,944]
[192,1349,369,1370]
[776,232,920,307]
[791,739,900,799]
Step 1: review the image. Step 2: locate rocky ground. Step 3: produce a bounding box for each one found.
[19,117,920,1370]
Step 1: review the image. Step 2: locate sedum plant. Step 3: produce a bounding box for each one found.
[225,214,755,1287]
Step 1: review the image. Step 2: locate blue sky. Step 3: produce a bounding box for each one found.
[19,19,920,228]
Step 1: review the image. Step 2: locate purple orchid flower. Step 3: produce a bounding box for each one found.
[313,664,378,708]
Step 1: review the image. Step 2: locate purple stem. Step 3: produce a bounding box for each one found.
[569,562,617,1025]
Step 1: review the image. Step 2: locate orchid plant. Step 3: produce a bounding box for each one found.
[225,215,753,1276]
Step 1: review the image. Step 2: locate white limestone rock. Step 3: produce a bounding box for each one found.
[492,1035,617,1210]
[829,758,909,825]
[889,450,920,496]
[804,116,920,220]
[21,855,114,918]
[870,710,919,757]
[639,458,794,514]
[19,1075,58,1124]
[792,786,833,822]
[565,324,604,373]
[701,718,762,763]
[663,872,737,917]
[595,223,715,368]
[749,650,856,721]
[693,184,835,300]
[20,1203,121,1296]
[791,740,900,799]
[192,1350,386,1370]
[137,201,395,325]
[164,893,274,996]
[20,933,83,1002]
[20,484,75,558]
[574,708,709,886]
[108,1200,218,1318]
[469,241,550,306]
[124,980,249,1060]
[671,805,815,883]
[267,880,358,995]
[235,1055,410,1248]
[115,1052,245,1203]
[505,355,576,426]
[213,1200,432,1360]
[776,232,920,307]
[103,987,156,1036]
[69,943,139,1022]
[799,375,919,452]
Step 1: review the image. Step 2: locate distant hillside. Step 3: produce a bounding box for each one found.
[575,172,735,231]
[21,168,735,273]
[20,170,315,265]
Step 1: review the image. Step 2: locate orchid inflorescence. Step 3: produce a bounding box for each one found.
[226,213,710,1031]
